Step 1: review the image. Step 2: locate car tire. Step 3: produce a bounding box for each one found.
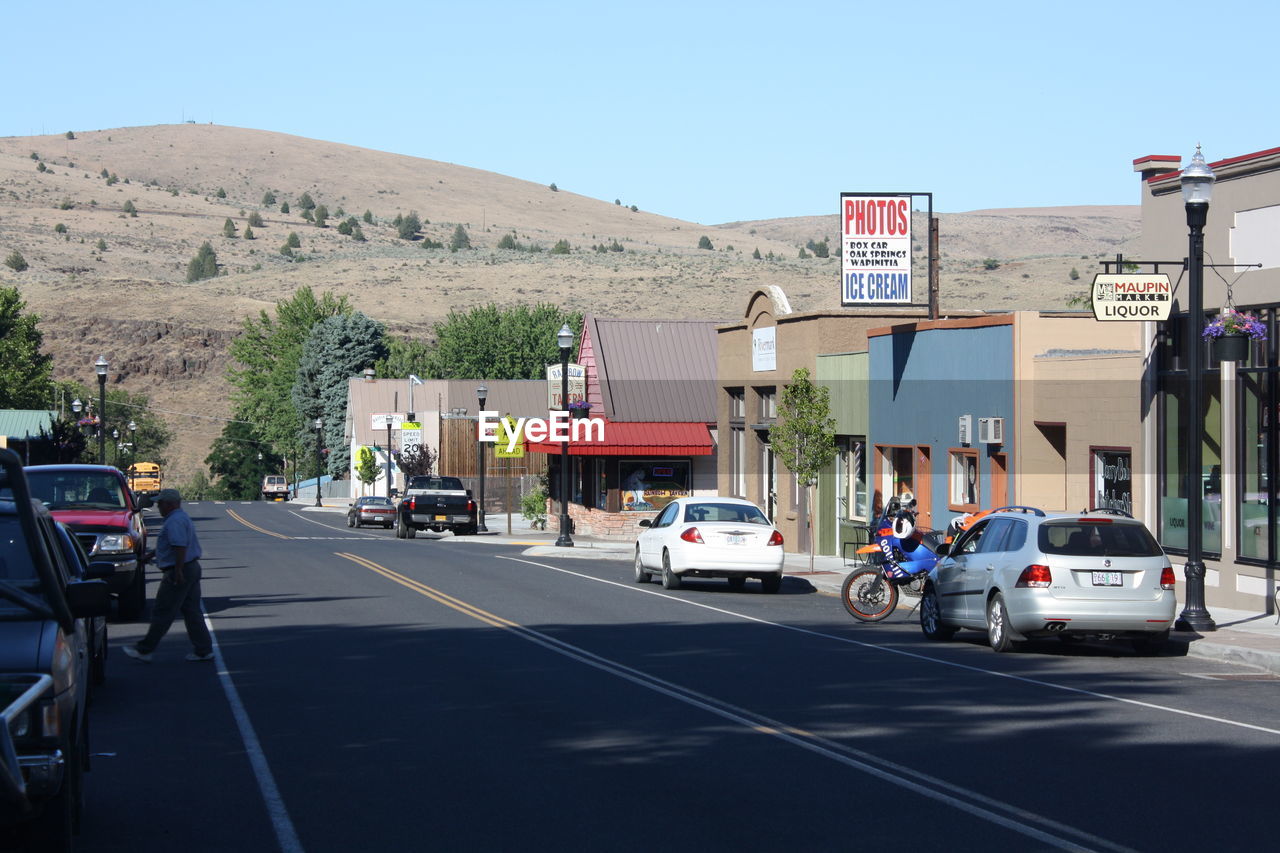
[920,583,958,641]
[118,560,145,621]
[396,517,407,538]
[726,575,746,591]
[633,549,651,584]
[1131,630,1170,656]
[661,552,681,590]
[986,593,1020,653]
[406,523,416,539]
[347,514,355,528]
[28,725,82,851]
[456,525,477,536]
[760,573,782,594]
[91,624,107,686]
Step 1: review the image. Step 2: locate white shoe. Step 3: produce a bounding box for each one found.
[122,645,152,663]
[185,652,215,662]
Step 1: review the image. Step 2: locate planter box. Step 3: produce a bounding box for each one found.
[1213,334,1251,362]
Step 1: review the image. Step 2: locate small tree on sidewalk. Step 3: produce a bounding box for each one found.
[355,445,380,496]
[769,367,837,574]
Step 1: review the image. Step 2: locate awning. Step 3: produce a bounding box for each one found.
[525,419,713,456]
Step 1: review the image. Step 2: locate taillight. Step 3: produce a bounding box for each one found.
[405,497,415,511]
[767,530,784,547]
[1016,564,1052,588]
[1159,565,1176,590]
[467,500,477,512]
[680,527,704,544]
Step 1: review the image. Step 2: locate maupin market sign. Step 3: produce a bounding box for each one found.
[841,193,912,305]
[1090,274,1172,322]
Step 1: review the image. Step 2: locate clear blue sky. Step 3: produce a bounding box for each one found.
[6,1,1278,224]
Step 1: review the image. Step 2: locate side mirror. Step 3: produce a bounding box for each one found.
[638,519,652,528]
[66,579,111,618]
[136,494,154,510]
[84,560,115,580]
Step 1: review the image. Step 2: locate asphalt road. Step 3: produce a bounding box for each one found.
[62,501,1280,853]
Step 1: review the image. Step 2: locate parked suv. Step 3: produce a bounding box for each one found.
[920,507,1177,653]
[24,465,149,620]
[0,448,112,849]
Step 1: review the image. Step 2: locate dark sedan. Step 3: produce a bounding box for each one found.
[347,496,397,529]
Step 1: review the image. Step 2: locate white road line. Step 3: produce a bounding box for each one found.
[202,609,305,853]
[498,555,1280,737]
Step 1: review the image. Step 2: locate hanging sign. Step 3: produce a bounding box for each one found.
[1090,274,1172,322]
[546,363,586,410]
[841,193,912,305]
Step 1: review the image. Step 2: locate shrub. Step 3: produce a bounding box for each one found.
[65,131,75,140]
[30,152,39,161]
[186,242,218,282]
[752,247,762,260]
[223,218,238,238]
[420,237,443,249]
[4,250,28,272]
[983,258,1000,270]
[449,225,471,251]
[549,182,558,192]
[279,244,294,258]
[797,248,809,259]
[398,212,422,240]
[362,210,373,224]
[286,231,301,249]
[337,219,353,236]
[313,205,328,228]
[806,239,830,258]
[280,201,290,214]
[54,223,67,234]
[247,211,264,227]
[106,173,119,186]
[697,235,713,250]
[497,233,518,250]
[262,190,276,206]
[351,225,366,242]
[297,192,316,211]
[1069,267,1080,281]
[59,198,74,210]
[243,226,255,240]
[100,168,109,178]
[36,162,47,173]
[95,239,107,252]
[301,209,314,223]
[551,239,571,255]
[123,200,137,216]
[216,187,227,199]
[615,199,621,205]
[629,204,638,212]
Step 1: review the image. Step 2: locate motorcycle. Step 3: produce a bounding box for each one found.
[840,493,955,622]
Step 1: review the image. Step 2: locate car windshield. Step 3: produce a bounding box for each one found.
[409,477,464,491]
[25,470,125,510]
[1038,521,1164,558]
[0,507,46,616]
[682,503,771,524]
[360,498,393,507]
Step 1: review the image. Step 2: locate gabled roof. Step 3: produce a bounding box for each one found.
[586,317,718,422]
[0,410,55,439]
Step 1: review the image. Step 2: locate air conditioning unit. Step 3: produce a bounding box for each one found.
[978,417,1004,445]
[958,415,972,445]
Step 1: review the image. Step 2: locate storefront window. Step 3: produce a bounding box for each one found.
[837,438,867,521]
[949,449,978,510]
[1092,449,1132,515]
[878,446,915,513]
[619,460,690,512]
[1238,342,1276,562]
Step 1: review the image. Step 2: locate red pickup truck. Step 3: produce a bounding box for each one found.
[23,464,149,620]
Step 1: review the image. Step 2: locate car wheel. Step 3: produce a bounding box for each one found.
[347,514,355,528]
[28,724,83,850]
[1131,629,1170,656]
[760,573,782,594]
[661,551,681,590]
[406,523,416,539]
[919,583,958,641]
[633,549,651,584]
[118,560,145,621]
[396,517,407,538]
[456,525,477,536]
[726,575,746,591]
[986,593,1020,653]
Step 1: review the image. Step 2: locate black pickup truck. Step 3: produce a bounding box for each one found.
[396,475,478,538]
[1,448,112,850]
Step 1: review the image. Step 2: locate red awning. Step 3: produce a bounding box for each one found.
[524,419,713,456]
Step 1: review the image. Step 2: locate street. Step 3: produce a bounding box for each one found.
[70,501,1279,853]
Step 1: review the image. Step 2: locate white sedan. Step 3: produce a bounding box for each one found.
[634,497,785,593]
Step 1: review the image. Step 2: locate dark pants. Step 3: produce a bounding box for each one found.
[136,560,212,656]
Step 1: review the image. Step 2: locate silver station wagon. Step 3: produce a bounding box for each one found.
[920,507,1177,654]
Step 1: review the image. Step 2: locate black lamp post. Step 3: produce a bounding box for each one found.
[555,323,574,547]
[95,355,108,464]
[1175,145,1217,633]
[128,419,137,461]
[112,429,119,466]
[476,385,489,532]
[314,417,324,508]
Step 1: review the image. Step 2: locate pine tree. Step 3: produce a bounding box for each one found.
[362,210,373,224]
[280,201,290,214]
[313,205,328,228]
[223,218,238,238]
[449,224,471,251]
[243,226,255,240]
[286,232,301,249]
[248,211,264,228]
[186,242,218,282]
[298,192,316,211]
[262,190,277,206]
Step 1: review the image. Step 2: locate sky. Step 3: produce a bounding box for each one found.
[5,0,1280,224]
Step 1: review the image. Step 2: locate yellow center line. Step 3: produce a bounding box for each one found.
[227,508,293,540]
[335,552,518,629]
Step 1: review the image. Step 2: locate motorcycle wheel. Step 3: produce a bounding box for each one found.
[841,568,899,622]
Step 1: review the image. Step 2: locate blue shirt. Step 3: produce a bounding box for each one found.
[156,506,202,569]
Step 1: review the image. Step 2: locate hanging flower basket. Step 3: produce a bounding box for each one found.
[569,402,592,420]
[1203,309,1266,362]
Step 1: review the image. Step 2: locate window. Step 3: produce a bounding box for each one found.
[756,388,777,420]
[653,502,680,528]
[620,460,690,512]
[730,427,746,497]
[837,438,868,521]
[727,388,745,419]
[1092,449,1132,515]
[949,449,979,511]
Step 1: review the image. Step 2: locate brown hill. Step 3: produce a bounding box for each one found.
[0,125,1140,483]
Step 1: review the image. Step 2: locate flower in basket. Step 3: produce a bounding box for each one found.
[1203,309,1267,341]
[568,400,591,411]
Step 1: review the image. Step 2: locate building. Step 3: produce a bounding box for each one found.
[1136,145,1280,611]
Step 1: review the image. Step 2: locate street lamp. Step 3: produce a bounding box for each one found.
[95,355,108,464]
[314,417,324,508]
[1175,145,1216,633]
[112,428,119,466]
[555,323,574,547]
[476,385,489,533]
[128,420,137,464]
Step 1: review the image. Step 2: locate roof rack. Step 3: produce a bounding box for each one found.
[989,505,1046,517]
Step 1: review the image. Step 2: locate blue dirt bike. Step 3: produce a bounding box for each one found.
[840,494,948,622]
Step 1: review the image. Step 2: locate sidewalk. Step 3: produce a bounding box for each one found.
[295,501,1280,674]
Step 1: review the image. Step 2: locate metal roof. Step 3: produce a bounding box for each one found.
[586,317,718,422]
[525,419,713,456]
[0,410,55,439]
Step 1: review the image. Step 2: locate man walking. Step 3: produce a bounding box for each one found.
[123,488,214,662]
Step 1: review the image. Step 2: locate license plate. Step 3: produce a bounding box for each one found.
[1092,571,1122,587]
[726,534,746,545]
[435,515,447,522]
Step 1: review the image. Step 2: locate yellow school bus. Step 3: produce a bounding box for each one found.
[127,462,162,497]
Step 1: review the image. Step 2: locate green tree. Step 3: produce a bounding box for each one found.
[180,469,213,501]
[697,235,713,250]
[1069,267,1080,281]
[216,187,227,199]
[248,210,264,228]
[54,223,67,234]
[549,182,558,192]
[65,131,75,140]
[449,224,471,251]
[301,208,314,223]
[5,250,28,272]
[768,368,837,573]
[806,239,830,258]
[297,192,316,211]
[95,238,107,252]
[243,225,255,240]
[355,445,380,494]
[351,225,366,242]
[362,209,373,224]
[337,219,353,236]
[280,201,290,214]
[262,190,277,206]
[205,420,280,500]
[373,336,434,381]
[223,217,238,238]
[397,211,422,240]
[0,287,54,408]
[313,204,328,228]
[291,312,388,476]
[425,303,581,379]
[27,417,87,465]
[983,258,1000,270]
[550,239,571,255]
[186,241,218,282]
[123,199,137,216]
[286,231,301,249]
[752,247,762,260]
